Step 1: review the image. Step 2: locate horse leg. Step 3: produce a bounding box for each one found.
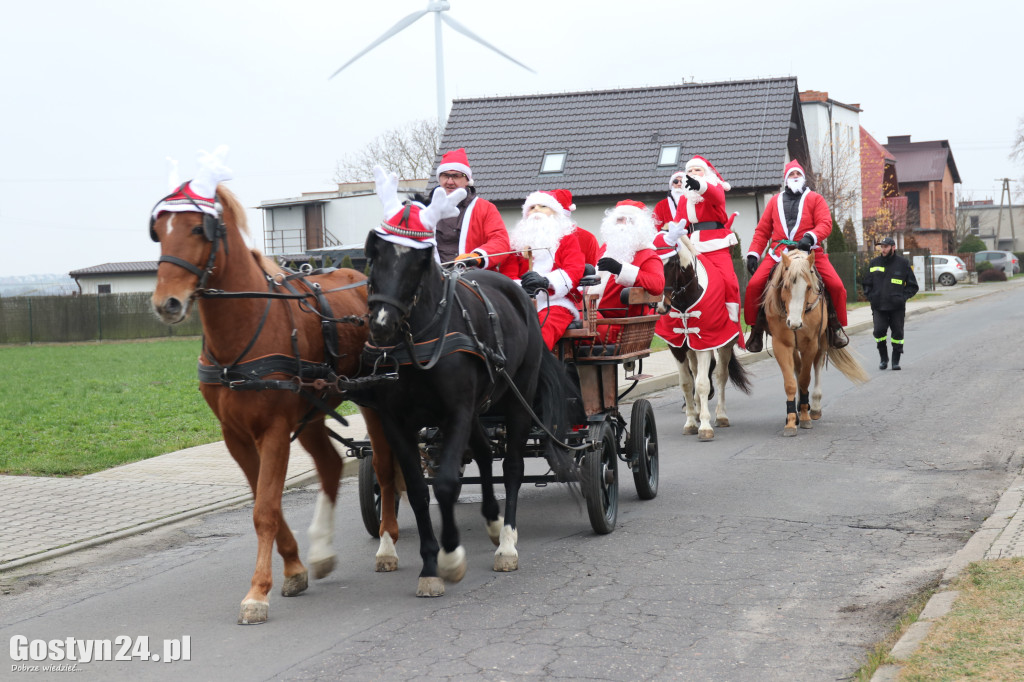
[796,332,817,429]
[296,420,343,580]
[434,412,474,584]
[810,345,825,420]
[676,350,699,435]
[467,421,502,548]
[493,405,531,572]
[361,406,400,572]
[713,345,732,428]
[770,334,799,437]
[693,351,715,441]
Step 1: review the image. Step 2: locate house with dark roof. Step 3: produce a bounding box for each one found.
[68,261,158,294]
[432,78,812,254]
[884,135,961,253]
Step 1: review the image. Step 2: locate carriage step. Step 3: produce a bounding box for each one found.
[624,373,653,381]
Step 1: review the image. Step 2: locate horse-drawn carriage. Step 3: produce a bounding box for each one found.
[352,270,662,537]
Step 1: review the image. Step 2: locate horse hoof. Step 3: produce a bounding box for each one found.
[809,410,822,420]
[683,425,698,436]
[238,599,269,625]
[416,577,445,597]
[783,427,797,437]
[698,430,714,441]
[494,552,519,572]
[281,570,308,597]
[310,556,336,580]
[438,546,467,583]
[799,420,813,429]
[375,555,398,572]
[715,417,730,427]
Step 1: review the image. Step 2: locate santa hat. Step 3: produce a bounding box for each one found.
[783,159,806,181]
[377,203,435,248]
[436,148,473,185]
[522,189,576,217]
[615,199,648,213]
[668,170,687,191]
[685,155,731,191]
[151,145,232,219]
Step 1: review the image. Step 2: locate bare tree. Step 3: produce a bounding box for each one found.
[809,133,861,227]
[950,187,976,248]
[333,119,442,183]
[1011,114,1024,200]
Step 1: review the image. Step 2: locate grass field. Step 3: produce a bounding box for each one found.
[0,339,356,477]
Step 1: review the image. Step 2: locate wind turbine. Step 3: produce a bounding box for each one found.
[329,1,535,126]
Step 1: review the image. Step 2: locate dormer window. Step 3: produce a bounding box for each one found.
[540,151,566,174]
[658,145,680,167]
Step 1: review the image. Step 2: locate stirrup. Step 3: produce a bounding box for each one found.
[829,325,849,349]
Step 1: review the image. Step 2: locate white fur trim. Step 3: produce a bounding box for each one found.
[523,191,569,217]
[616,262,640,287]
[692,232,738,254]
[548,268,573,298]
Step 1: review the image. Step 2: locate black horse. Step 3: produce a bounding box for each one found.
[357,226,580,597]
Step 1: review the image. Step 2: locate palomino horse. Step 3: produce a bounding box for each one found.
[656,233,751,441]
[150,183,400,624]
[763,249,868,436]
[356,218,580,598]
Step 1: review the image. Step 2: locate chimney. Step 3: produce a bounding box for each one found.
[799,90,829,103]
[887,135,912,145]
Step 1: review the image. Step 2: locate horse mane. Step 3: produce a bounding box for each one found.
[763,251,812,318]
[215,185,250,239]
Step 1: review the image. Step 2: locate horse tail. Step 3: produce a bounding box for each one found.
[727,353,753,395]
[537,351,582,487]
[826,347,870,385]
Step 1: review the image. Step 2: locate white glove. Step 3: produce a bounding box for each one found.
[190,145,232,199]
[419,186,466,230]
[664,220,688,247]
[373,165,402,218]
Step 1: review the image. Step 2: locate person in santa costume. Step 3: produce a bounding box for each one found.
[563,188,599,267]
[743,159,849,352]
[652,170,687,230]
[652,156,743,340]
[594,200,665,319]
[499,190,586,350]
[432,148,510,270]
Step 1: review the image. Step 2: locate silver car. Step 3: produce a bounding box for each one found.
[974,250,1019,276]
[929,255,968,286]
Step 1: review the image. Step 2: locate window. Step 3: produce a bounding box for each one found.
[97,284,111,294]
[540,151,566,174]
[970,216,980,234]
[658,145,680,167]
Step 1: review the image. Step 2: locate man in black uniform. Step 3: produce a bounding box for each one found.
[862,237,919,370]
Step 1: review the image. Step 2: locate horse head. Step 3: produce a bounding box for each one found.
[772,250,817,331]
[150,185,243,324]
[364,230,437,346]
[657,230,700,315]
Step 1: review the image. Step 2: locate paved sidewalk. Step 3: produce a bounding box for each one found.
[3,278,1024,587]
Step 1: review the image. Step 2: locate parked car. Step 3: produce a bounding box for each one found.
[974,250,1019,276]
[929,255,968,286]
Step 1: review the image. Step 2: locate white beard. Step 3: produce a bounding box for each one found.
[600,213,655,264]
[670,187,685,203]
[787,177,806,194]
[510,212,573,254]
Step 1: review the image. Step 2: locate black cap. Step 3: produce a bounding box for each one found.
[879,237,896,246]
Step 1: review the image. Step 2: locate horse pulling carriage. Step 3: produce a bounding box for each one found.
[352,269,661,539]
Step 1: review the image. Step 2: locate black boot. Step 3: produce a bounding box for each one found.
[827,305,849,349]
[745,306,768,353]
[891,347,902,371]
[877,342,888,370]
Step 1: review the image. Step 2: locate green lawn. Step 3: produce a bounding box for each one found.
[0,339,355,477]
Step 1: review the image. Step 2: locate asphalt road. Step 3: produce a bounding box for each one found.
[2,286,1023,681]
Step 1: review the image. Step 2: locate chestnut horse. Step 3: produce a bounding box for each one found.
[656,232,751,440]
[763,250,868,436]
[150,184,400,624]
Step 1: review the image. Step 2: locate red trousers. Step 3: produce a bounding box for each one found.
[744,251,847,326]
[539,305,576,351]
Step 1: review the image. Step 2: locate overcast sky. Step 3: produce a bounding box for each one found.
[1,0,1020,278]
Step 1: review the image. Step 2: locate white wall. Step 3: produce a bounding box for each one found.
[76,274,157,294]
[801,101,864,247]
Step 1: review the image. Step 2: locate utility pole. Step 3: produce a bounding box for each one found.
[994,178,1017,250]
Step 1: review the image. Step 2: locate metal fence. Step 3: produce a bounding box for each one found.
[0,293,201,344]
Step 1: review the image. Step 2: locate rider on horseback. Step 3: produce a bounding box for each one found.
[744,160,849,352]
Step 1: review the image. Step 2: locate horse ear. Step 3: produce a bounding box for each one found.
[364,230,379,261]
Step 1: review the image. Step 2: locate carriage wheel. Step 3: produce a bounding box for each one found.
[583,420,618,534]
[358,455,398,538]
[630,399,659,500]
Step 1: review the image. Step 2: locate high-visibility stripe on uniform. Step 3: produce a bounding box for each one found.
[891,338,904,345]
[870,266,885,272]
[891,278,903,285]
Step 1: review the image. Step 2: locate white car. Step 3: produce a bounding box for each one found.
[974,250,1019,277]
[929,255,968,286]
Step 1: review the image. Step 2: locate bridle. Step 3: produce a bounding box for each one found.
[149,183,229,293]
[660,252,699,313]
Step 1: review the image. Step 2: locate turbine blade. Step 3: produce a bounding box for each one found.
[440,14,536,74]
[329,10,429,79]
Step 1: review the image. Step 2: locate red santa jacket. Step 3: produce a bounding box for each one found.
[673,180,729,226]
[595,247,665,318]
[573,226,599,266]
[499,231,585,318]
[747,190,832,262]
[652,196,678,230]
[459,197,510,270]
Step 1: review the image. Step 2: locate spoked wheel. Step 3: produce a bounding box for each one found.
[358,454,398,538]
[629,399,659,500]
[583,420,618,534]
